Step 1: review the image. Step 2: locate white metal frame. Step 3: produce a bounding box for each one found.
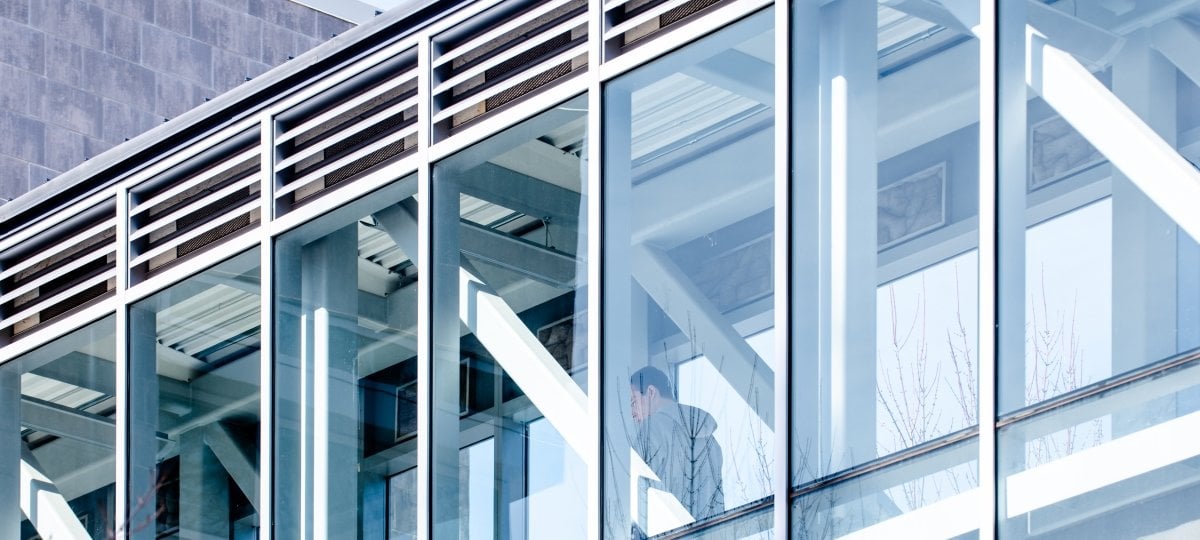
[12,0,1200,538]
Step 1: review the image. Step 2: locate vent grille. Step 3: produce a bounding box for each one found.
[431,0,587,138]
[604,0,726,53]
[0,200,117,340]
[274,49,419,214]
[129,131,261,280]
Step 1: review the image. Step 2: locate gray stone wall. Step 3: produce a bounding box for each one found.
[0,0,354,205]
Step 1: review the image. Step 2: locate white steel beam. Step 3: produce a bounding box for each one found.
[631,244,774,425]
[1152,19,1200,90]
[1026,29,1200,244]
[205,422,260,512]
[19,444,91,540]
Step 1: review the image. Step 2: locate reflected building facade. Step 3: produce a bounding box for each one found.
[2,0,1200,538]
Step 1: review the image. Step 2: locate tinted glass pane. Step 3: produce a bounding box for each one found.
[431,95,588,540]
[4,316,115,539]
[603,10,775,538]
[129,249,260,537]
[275,176,420,538]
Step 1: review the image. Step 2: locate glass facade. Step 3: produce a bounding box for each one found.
[2,0,1200,538]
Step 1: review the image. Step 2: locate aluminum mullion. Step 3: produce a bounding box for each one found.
[415,32,434,540]
[772,1,790,537]
[433,12,588,93]
[430,44,587,124]
[130,147,259,214]
[113,183,131,540]
[275,95,418,170]
[259,113,276,540]
[585,0,603,534]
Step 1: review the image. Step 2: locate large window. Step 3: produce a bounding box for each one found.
[431,94,589,539]
[274,176,420,538]
[3,316,115,539]
[788,0,982,537]
[603,9,776,537]
[128,249,261,537]
[997,1,1200,537]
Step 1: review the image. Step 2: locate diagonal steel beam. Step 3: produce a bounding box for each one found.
[205,422,260,512]
[631,244,775,426]
[20,443,91,540]
[1027,28,1200,243]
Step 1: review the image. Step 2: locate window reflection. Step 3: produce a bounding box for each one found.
[6,316,115,540]
[129,249,261,538]
[603,8,775,537]
[431,94,589,540]
[274,177,420,539]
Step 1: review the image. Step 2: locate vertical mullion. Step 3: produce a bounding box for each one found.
[259,113,277,540]
[416,31,434,540]
[114,184,131,537]
[772,0,791,537]
[977,0,998,536]
[586,0,604,536]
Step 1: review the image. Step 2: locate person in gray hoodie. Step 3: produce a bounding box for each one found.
[630,366,725,523]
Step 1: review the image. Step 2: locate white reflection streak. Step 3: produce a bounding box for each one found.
[300,312,309,540]
[1006,408,1200,517]
[837,488,981,540]
[314,308,329,540]
[1027,27,1200,243]
[830,75,849,466]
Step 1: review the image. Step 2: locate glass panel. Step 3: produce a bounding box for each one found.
[789,0,981,536]
[431,95,588,539]
[997,0,1200,414]
[274,175,420,538]
[128,249,260,537]
[999,356,1200,537]
[998,1,1200,536]
[603,9,775,537]
[4,316,115,539]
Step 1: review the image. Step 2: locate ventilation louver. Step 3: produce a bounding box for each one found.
[0,199,117,341]
[274,49,419,215]
[431,0,588,139]
[128,130,261,280]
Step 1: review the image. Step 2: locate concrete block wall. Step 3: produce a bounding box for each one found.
[0,0,354,205]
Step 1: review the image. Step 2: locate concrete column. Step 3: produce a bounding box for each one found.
[1112,31,1179,433]
[995,0,1027,416]
[791,0,821,489]
[127,305,160,540]
[495,417,526,540]
[602,83,636,535]
[0,366,19,540]
[818,0,877,473]
[274,237,305,539]
[179,427,228,539]
[431,170,462,539]
[301,224,361,539]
